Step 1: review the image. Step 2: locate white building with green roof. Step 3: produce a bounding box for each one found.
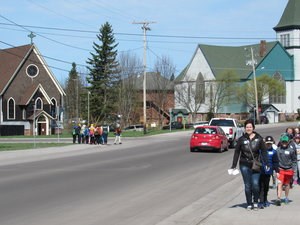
[274,0,300,113]
[175,0,300,122]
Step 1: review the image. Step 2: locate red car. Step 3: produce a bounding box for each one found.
[190,125,229,153]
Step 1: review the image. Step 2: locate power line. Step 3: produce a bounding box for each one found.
[0,40,150,75]
[0,40,70,73]
[0,15,91,51]
[0,22,279,41]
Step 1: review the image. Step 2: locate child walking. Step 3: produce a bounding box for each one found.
[275,135,297,206]
[259,136,279,208]
[114,125,122,145]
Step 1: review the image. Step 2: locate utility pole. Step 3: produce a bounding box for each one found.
[250,47,260,124]
[133,21,156,134]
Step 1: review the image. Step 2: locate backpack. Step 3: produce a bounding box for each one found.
[116,127,122,134]
[103,126,108,134]
[95,127,101,136]
[262,149,276,175]
[84,128,89,136]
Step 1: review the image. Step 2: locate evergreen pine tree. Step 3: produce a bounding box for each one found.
[86,22,120,123]
[65,62,80,122]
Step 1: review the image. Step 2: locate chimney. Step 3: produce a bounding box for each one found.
[259,40,267,57]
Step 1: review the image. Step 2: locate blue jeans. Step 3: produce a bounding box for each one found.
[240,164,261,205]
[102,132,108,144]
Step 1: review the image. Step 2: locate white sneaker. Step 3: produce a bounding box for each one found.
[253,203,258,211]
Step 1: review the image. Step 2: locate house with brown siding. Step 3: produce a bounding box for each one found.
[134,72,174,127]
[0,44,65,136]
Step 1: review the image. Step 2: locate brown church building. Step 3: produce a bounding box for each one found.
[0,44,65,136]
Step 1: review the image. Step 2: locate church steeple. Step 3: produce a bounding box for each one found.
[274,0,300,98]
[274,0,300,49]
[274,0,300,31]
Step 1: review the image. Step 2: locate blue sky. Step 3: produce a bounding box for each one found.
[0,0,288,84]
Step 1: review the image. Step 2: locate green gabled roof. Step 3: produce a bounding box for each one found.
[135,72,174,91]
[175,42,278,82]
[174,65,188,82]
[274,0,300,31]
[200,44,252,79]
[194,42,277,80]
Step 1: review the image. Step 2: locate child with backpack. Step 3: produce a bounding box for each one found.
[275,135,297,206]
[258,136,279,208]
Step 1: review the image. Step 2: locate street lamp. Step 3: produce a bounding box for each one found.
[33,102,36,148]
[72,78,79,123]
[87,91,91,126]
[169,108,172,131]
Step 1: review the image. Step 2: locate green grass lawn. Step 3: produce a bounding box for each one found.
[0,143,72,151]
[0,128,193,151]
[0,128,193,139]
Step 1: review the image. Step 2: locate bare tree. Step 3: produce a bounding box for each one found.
[237,74,285,108]
[209,70,240,114]
[151,55,176,127]
[117,52,143,126]
[175,73,206,122]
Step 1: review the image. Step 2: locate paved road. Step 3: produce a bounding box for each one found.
[0,122,298,225]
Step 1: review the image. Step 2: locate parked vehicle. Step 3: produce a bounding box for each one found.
[162,121,183,130]
[208,118,243,148]
[250,115,269,124]
[124,124,144,132]
[184,121,209,129]
[190,125,229,153]
[192,121,209,128]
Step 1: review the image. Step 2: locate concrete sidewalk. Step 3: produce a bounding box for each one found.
[199,177,300,225]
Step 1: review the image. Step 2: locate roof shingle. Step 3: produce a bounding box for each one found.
[0,44,32,94]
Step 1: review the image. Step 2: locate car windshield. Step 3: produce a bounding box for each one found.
[210,119,234,126]
[195,127,217,134]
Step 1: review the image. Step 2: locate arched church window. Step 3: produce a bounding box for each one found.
[51,98,57,118]
[269,72,286,104]
[7,98,15,119]
[195,73,205,104]
[36,98,43,110]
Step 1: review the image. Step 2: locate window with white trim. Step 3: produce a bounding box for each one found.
[280,34,290,47]
[36,98,43,110]
[22,109,26,120]
[7,98,15,119]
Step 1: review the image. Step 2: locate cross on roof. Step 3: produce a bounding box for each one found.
[28,32,36,44]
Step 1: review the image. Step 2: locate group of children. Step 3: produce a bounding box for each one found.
[258,126,300,208]
[72,123,122,145]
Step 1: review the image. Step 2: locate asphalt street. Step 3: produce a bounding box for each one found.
[0,122,298,225]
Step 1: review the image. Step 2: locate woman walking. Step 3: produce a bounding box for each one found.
[230,119,269,210]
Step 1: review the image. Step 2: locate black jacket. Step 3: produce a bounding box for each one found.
[231,132,269,169]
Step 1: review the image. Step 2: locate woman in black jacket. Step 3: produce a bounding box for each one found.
[230,119,269,211]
